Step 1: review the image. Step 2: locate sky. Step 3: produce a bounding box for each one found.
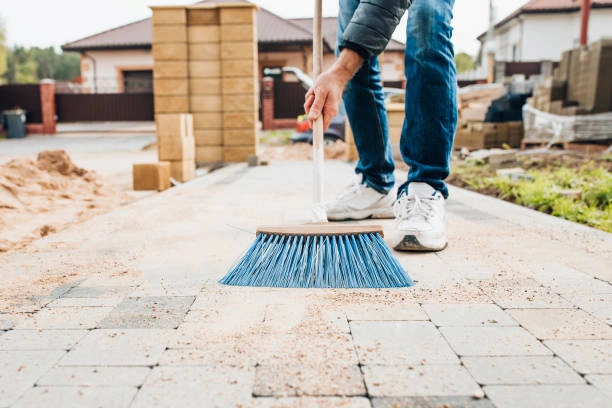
[2,0,530,56]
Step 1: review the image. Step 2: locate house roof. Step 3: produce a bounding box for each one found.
[62,0,403,53]
[477,0,612,41]
[289,17,405,53]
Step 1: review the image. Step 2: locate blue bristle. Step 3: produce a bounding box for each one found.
[219,232,414,288]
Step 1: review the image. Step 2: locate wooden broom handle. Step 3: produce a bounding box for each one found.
[311,0,327,223]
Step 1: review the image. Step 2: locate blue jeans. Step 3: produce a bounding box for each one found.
[338,0,457,198]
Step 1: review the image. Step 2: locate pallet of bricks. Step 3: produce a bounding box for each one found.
[454,84,524,149]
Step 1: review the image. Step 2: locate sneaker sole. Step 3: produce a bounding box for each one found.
[393,234,448,252]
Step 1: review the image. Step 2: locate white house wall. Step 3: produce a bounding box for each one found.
[81,49,153,93]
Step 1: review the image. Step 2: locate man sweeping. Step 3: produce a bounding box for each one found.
[305,0,457,252]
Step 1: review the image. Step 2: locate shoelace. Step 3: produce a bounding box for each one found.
[393,194,436,222]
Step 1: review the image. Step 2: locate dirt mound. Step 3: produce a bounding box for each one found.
[0,150,125,253]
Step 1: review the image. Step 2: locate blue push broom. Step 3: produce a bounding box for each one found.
[219,0,413,289]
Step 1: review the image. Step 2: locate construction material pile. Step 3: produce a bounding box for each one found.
[0,150,125,252]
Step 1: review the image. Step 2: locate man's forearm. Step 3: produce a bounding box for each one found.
[328,49,365,87]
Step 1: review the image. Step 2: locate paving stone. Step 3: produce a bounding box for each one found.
[63,285,131,298]
[481,286,573,309]
[440,326,551,356]
[531,264,612,294]
[422,304,517,327]
[36,366,150,387]
[262,304,350,334]
[14,307,113,329]
[251,397,371,407]
[0,317,15,331]
[31,281,82,308]
[544,340,612,374]
[484,385,610,408]
[462,356,584,385]
[562,293,612,324]
[411,284,491,303]
[371,396,495,408]
[253,364,365,397]
[0,329,88,350]
[586,374,612,398]
[131,366,253,408]
[130,279,206,297]
[46,297,125,307]
[0,350,65,406]
[364,365,483,397]
[351,321,459,365]
[344,303,428,321]
[59,329,172,366]
[13,386,137,408]
[507,309,612,340]
[259,332,359,366]
[98,296,194,329]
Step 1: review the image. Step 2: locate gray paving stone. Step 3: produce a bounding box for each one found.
[481,286,573,309]
[462,356,584,385]
[371,396,495,408]
[364,365,483,397]
[411,284,491,303]
[59,329,172,366]
[98,296,194,329]
[31,281,82,309]
[14,307,113,329]
[259,332,359,366]
[13,386,137,408]
[422,304,517,327]
[46,296,125,307]
[130,279,205,297]
[484,385,611,408]
[250,397,372,407]
[131,366,253,408]
[37,366,151,387]
[531,264,612,294]
[63,285,131,298]
[344,303,427,321]
[507,308,612,340]
[350,321,459,365]
[562,293,612,324]
[440,326,552,356]
[0,317,15,331]
[262,304,349,334]
[586,374,612,398]
[253,364,365,397]
[545,340,612,374]
[0,329,88,350]
[0,350,65,406]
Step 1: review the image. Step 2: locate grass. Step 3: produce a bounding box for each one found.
[449,155,612,233]
[259,129,293,146]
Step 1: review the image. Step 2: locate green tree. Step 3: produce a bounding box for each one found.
[0,14,7,83]
[7,46,38,83]
[455,52,476,74]
[6,46,80,83]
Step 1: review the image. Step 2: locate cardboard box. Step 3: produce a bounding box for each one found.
[133,162,171,191]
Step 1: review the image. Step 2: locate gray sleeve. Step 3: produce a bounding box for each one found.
[339,0,411,58]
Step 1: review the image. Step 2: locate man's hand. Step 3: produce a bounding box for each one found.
[304,49,364,130]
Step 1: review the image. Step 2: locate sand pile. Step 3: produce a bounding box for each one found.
[0,150,126,253]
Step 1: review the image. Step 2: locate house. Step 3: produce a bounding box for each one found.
[62,1,405,94]
[478,0,612,63]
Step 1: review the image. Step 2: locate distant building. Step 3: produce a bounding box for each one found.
[62,1,405,94]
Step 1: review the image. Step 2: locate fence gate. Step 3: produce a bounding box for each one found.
[273,81,307,119]
[55,93,154,122]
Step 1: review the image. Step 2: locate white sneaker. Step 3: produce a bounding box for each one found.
[326,176,395,220]
[391,182,447,251]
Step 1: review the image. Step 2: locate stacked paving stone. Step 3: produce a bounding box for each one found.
[151,3,258,171]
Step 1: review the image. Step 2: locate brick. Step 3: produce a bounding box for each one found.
[153,78,188,96]
[220,41,255,60]
[387,110,404,127]
[152,8,186,25]
[193,112,222,129]
[156,113,192,137]
[154,96,189,114]
[188,26,219,43]
[223,112,256,129]
[195,129,222,146]
[221,59,256,77]
[152,25,187,43]
[222,77,255,94]
[223,146,255,162]
[223,129,256,146]
[152,43,188,61]
[196,146,223,163]
[189,78,221,95]
[187,8,219,26]
[133,162,171,191]
[158,136,195,161]
[220,24,255,42]
[190,95,222,112]
[188,43,220,61]
[169,159,195,182]
[219,7,255,24]
[189,61,221,78]
[222,94,257,112]
[154,61,188,79]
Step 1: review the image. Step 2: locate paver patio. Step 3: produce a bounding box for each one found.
[1,160,611,407]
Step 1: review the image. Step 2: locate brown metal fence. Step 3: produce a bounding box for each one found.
[0,85,42,123]
[273,81,307,119]
[55,93,154,122]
